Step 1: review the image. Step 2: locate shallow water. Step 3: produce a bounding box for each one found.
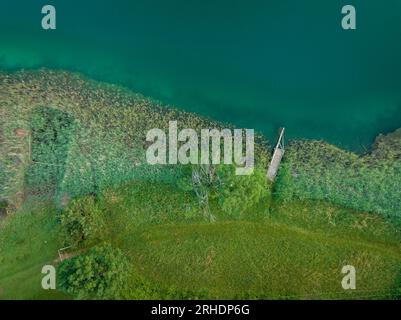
[1,0,401,150]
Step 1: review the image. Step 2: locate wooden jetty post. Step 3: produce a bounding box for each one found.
[267,127,285,182]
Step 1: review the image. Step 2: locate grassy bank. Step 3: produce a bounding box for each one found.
[127,220,401,299]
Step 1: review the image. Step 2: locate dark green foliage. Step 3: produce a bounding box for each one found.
[58,244,130,299]
[215,165,269,217]
[179,164,270,219]
[0,199,7,209]
[273,162,295,203]
[59,196,106,246]
[0,199,7,217]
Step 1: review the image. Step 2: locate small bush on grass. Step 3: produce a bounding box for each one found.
[216,165,269,217]
[58,244,130,299]
[59,195,106,246]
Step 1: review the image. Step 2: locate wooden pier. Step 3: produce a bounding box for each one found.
[267,127,285,182]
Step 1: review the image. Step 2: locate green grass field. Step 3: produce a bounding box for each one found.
[1,182,400,300]
[0,201,69,299]
[127,221,401,299]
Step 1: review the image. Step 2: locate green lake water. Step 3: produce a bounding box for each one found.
[1,0,401,150]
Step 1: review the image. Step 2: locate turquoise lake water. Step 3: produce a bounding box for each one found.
[1,0,401,150]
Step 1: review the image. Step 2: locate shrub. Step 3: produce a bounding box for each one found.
[273,162,295,203]
[178,164,270,218]
[59,196,106,246]
[58,244,130,299]
[215,165,269,217]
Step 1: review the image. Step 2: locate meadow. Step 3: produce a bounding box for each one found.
[1,180,400,300]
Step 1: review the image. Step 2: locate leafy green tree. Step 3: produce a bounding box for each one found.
[216,165,268,217]
[58,244,130,299]
[59,195,106,246]
[179,163,270,218]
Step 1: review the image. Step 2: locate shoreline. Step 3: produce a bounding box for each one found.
[1,67,399,155]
